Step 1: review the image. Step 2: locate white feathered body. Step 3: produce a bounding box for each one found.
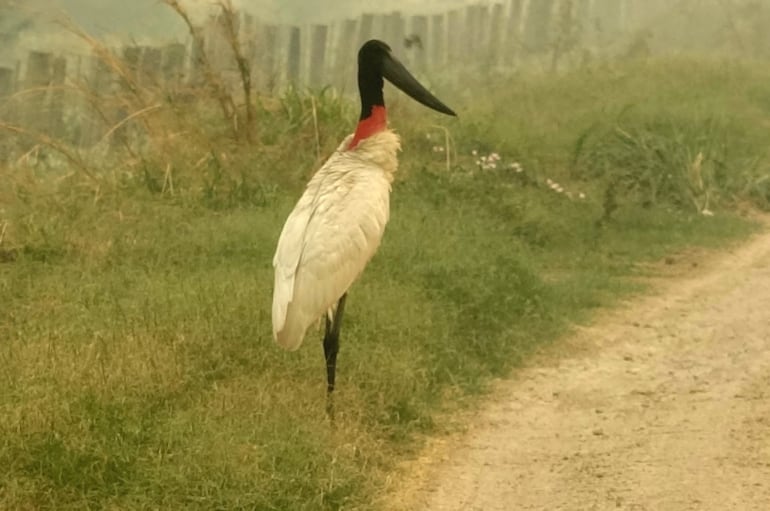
[272,130,401,350]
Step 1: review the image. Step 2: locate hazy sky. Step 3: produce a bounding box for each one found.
[0,0,480,65]
[7,0,478,35]
[245,0,475,23]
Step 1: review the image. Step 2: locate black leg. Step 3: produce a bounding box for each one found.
[323,294,347,418]
[323,293,347,393]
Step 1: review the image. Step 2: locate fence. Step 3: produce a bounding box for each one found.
[0,0,671,151]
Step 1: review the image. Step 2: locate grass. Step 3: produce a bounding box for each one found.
[1,56,769,509]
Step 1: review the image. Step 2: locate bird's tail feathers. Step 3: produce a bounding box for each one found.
[274,321,306,351]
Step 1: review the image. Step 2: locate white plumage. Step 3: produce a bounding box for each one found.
[272,130,401,350]
[270,40,454,402]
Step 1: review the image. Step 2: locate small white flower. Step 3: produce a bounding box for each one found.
[701,208,714,216]
[546,178,553,185]
[489,152,500,161]
[489,163,497,169]
[471,149,478,156]
[426,133,432,140]
[578,192,586,199]
[475,159,481,165]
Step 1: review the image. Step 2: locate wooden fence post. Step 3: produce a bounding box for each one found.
[409,15,428,73]
[287,26,301,86]
[0,66,16,132]
[447,10,462,65]
[504,0,524,54]
[80,55,115,147]
[190,29,207,87]
[23,51,52,134]
[0,65,15,154]
[140,46,163,87]
[384,12,405,55]
[371,13,386,41]
[203,13,229,77]
[25,51,52,89]
[49,56,67,139]
[358,13,374,46]
[575,0,592,25]
[241,12,256,62]
[477,4,491,64]
[488,3,505,68]
[430,13,446,71]
[309,24,328,88]
[522,0,555,54]
[122,46,141,78]
[333,18,358,93]
[0,67,14,98]
[161,42,186,86]
[464,4,481,63]
[253,23,277,92]
[503,0,525,65]
[574,0,596,53]
[593,0,622,47]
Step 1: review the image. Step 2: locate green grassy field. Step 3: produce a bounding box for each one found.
[1,57,769,509]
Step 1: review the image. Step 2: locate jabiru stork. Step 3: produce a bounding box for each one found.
[272,39,456,411]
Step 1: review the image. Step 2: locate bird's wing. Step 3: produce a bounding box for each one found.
[272,187,315,337]
[271,134,356,329]
[272,155,391,350]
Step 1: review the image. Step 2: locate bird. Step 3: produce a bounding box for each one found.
[271,40,456,412]
[404,34,423,50]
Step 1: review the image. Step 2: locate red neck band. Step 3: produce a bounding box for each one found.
[348,105,387,150]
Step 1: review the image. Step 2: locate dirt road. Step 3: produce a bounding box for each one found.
[395,230,770,510]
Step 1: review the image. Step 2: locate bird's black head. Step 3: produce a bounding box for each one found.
[358,39,393,69]
[356,40,391,119]
[356,39,456,121]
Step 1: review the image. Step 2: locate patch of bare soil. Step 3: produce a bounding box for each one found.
[391,229,770,511]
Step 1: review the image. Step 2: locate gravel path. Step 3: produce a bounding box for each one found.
[396,230,770,511]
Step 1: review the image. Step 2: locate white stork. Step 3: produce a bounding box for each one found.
[272,39,456,406]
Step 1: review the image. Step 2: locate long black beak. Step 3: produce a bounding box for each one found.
[381,54,456,117]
